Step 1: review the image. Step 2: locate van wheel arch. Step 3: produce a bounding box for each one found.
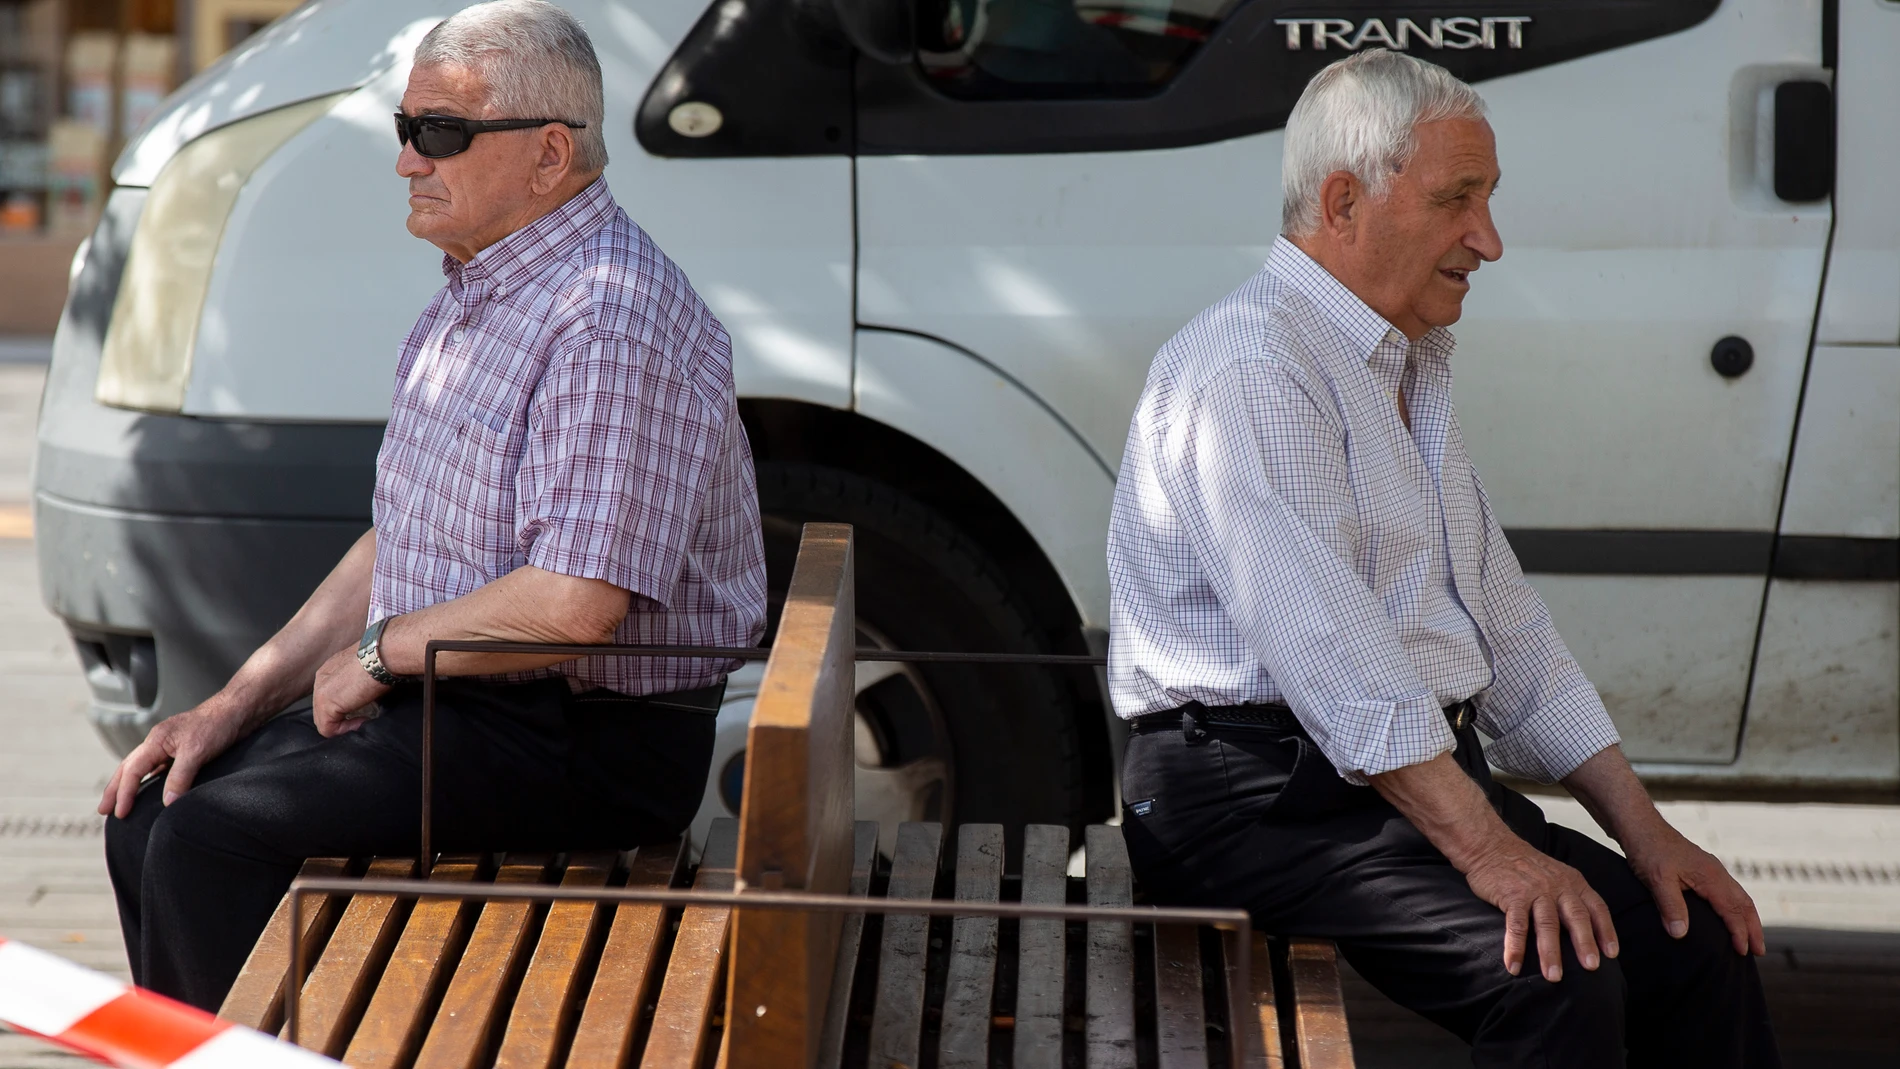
[740,399,1116,829]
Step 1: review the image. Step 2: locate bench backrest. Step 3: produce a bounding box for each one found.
[726,522,858,1066]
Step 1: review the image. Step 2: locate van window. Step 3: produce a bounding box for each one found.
[916,0,1238,99]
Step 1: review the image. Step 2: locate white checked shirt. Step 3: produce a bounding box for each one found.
[1107,238,1619,784]
[371,177,768,695]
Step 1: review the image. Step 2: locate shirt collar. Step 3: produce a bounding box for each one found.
[441,176,618,299]
[1266,236,1456,386]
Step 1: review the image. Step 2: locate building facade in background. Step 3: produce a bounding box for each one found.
[0,0,299,333]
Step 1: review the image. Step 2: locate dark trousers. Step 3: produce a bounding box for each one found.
[104,677,718,1011]
[1120,708,1780,1068]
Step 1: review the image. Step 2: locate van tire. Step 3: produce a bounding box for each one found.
[754,460,1088,840]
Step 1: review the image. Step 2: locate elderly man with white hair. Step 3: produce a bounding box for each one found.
[1108,50,1777,1066]
[100,0,766,1009]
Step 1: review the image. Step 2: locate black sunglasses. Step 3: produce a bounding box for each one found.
[393,112,588,159]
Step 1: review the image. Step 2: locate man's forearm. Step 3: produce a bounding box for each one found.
[376,565,630,678]
[1560,745,1672,851]
[1370,751,1520,870]
[220,528,378,721]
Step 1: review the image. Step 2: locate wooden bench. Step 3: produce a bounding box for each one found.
[222,523,1356,1068]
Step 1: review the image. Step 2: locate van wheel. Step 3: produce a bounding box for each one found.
[755,461,1087,849]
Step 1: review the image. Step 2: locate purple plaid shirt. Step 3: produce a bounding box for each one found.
[370,177,768,695]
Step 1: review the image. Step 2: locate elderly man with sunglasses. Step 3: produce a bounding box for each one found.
[100,0,767,1010]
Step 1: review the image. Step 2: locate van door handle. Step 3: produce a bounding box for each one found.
[1774,81,1834,202]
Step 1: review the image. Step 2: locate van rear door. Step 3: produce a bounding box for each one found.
[1742,0,1900,787]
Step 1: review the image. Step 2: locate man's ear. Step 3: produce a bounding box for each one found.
[1317,169,1360,244]
[530,125,575,195]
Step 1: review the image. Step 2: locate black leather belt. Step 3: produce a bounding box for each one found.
[571,680,727,714]
[1130,698,1476,736]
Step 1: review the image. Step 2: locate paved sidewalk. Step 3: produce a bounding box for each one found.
[1537,795,1900,932]
[0,367,120,1067]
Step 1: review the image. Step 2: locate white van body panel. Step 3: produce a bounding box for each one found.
[857,133,1283,473]
[1447,5,1828,532]
[1777,347,1900,541]
[854,328,1118,629]
[174,0,855,420]
[1530,575,1767,763]
[1732,580,1899,787]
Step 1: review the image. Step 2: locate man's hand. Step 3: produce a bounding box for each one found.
[1561,745,1764,958]
[1463,836,1618,981]
[1621,824,1765,957]
[313,646,391,737]
[1372,751,1617,982]
[97,695,252,819]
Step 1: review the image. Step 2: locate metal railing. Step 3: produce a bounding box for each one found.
[417,639,1107,870]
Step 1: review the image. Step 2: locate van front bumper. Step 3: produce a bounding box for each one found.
[35,493,371,753]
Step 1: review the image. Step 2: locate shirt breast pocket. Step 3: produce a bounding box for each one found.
[445,409,519,561]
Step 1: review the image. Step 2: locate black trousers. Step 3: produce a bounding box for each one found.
[1120,708,1780,1068]
[104,677,718,1011]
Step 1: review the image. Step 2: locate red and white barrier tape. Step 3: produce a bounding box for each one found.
[0,936,340,1068]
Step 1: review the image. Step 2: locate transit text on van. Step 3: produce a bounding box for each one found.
[1274,17,1532,51]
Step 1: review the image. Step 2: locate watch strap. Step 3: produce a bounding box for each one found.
[358,616,402,685]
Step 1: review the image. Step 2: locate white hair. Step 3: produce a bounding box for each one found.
[1281,49,1486,236]
[415,0,608,173]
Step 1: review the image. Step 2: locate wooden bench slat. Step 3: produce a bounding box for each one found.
[410,853,558,1069]
[491,851,618,1069]
[343,854,489,1069]
[1013,824,1070,1069]
[219,857,353,1032]
[815,821,878,1069]
[285,856,418,1056]
[1152,923,1207,1069]
[564,840,686,1069]
[1237,932,1284,1069]
[1287,938,1355,1069]
[937,823,1004,1069]
[1084,825,1136,1069]
[637,819,740,1069]
[866,821,944,1069]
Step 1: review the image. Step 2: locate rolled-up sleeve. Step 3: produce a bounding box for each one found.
[514,329,720,607]
[1155,358,1454,782]
[1468,473,1621,781]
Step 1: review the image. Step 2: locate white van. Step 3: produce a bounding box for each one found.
[35,0,1900,841]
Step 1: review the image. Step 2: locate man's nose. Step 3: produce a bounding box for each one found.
[396,140,432,179]
[1467,201,1503,263]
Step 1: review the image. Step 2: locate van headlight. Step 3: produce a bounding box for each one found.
[96,93,345,412]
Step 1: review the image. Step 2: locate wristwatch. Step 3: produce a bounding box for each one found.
[357,615,403,685]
